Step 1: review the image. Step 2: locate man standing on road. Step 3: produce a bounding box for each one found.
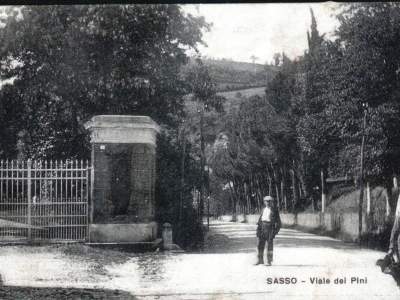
[255,196,281,266]
[387,195,400,264]
[377,195,400,274]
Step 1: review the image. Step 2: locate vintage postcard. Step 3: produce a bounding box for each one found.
[0,2,399,299]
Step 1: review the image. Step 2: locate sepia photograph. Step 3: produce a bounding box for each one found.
[0,1,400,299]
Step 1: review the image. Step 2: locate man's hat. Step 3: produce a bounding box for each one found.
[263,196,274,202]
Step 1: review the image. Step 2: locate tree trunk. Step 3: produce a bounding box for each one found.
[321,169,326,213]
[243,182,249,222]
[248,175,253,212]
[255,174,263,212]
[291,167,299,212]
[298,182,303,199]
[253,175,262,212]
[178,128,186,226]
[199,105,206,221]
[250,175,258,213]
[228,183,237,222]
[275,184,280,209]
[235,180,241,211]
[280,166,287,212]
[281,180,286,212]
[271,163,280,208]
[297,152,308,201]
[358,107,367,245]
[266,168,273,196]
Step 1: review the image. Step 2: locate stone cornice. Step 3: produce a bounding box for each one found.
[85,115,160,145]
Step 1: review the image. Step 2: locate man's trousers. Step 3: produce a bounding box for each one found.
[258,238,273,263]
[257,221,275,263]
[389,215,400,261]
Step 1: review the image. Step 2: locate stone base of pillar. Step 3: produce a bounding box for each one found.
[89,222,158,243]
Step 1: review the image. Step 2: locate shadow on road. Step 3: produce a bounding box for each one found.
[276,235,355,250]
[0,285,136,300]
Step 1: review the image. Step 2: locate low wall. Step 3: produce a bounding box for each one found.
[218,214,255,223]
[281,212,368,241]
[218,213,296,226]
[322,213,334,231]
[281,213,296,226]
[219,215,233,222]
[339,212,367,241]
[219,212,368,242]
[297,213,320,228]
[246,215,259,224]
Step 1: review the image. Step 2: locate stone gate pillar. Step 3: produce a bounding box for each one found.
[84,115,160,243]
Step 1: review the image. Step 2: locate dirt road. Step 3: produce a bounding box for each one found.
[0,221,398,299]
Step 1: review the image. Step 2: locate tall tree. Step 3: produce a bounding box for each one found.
[295,9,336,209]
[183,58,225,219]
[331,2,400,208]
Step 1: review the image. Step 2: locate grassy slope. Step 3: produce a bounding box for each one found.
[218,86,266,111]
[217,86,266,99]
[186,57,277,92]
[202,58,267,73]
[185,86,266,117]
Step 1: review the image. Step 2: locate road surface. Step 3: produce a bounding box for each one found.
[0,220,398,299]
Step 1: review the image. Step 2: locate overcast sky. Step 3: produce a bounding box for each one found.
[182,3,340,64]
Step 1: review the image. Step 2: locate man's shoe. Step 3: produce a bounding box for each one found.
[266,261,272,266]
[254,257,264,265]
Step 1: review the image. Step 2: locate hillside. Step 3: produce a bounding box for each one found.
[187,57,277,92]
[185,86,266,118]
[217,86,266,111]
[183,59,272,151]
[202,58,266,73]
[217,86,266,99]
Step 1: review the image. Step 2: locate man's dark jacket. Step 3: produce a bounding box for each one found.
[256,205,281,240]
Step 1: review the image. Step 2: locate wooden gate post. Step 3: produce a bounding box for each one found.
[27,159,32,240]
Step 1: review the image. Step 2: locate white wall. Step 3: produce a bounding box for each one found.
[218,211,369,242]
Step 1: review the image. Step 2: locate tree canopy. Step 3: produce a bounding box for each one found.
[0,4,210,248]
[0,5,208,159]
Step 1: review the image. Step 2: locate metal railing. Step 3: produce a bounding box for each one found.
[0,159,90,243]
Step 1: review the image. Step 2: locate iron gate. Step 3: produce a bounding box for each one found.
[0,160,91,243]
